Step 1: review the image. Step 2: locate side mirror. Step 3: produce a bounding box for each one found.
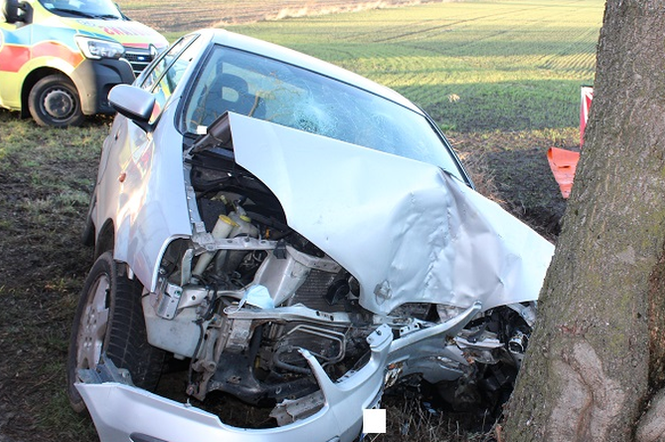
[2,0,31,24]
[108,84,155,132]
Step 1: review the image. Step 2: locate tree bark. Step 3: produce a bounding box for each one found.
[503,1,665,441]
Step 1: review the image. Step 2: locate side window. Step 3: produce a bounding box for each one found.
[139,34,203,121]
[140,39,186,92]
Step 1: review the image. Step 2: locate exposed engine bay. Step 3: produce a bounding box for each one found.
[139,114,539,425]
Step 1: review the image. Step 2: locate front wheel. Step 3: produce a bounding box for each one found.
[28,74,85,127]
[66,251,164,413]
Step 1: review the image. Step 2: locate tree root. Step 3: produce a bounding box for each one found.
[636,388,665,442]
[546,340,625,441]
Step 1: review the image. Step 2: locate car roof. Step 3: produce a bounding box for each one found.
[194,29,423,114]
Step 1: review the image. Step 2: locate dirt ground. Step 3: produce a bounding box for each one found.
[450,129,575,242]
[121,0,444,33]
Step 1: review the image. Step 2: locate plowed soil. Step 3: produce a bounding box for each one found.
[120,0,443,33]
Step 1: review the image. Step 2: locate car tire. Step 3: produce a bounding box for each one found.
[28,74,85,127]
[66,251,165,414]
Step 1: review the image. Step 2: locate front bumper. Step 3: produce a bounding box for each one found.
[76,304,481,442]
[77,325,392,442]
[70,58,135,115]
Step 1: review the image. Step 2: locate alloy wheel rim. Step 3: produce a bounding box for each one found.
[76,274,110,370]
[42,88,76,120]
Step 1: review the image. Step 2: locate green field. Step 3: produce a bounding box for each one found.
[120,0,604,132]
[221,0,604,132]
[119,0,605,132]
[0,1,605,441]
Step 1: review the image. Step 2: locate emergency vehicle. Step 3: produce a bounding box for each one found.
[0,0,167,126]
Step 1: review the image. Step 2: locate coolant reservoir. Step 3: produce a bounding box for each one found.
[228,210,259,238]
[212,214,237,238]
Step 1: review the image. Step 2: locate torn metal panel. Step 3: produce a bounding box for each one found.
[229,113,554,314]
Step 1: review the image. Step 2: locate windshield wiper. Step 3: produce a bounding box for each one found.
[50,7,98,19]
[94,14,122,20]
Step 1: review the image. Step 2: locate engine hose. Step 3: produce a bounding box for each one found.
[273,345,312,375]
[245,211,291,233]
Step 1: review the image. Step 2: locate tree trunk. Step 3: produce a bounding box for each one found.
[503,2,665,441]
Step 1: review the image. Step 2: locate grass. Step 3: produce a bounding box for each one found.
[0,1,604,441]
[119,0,604,132]
[222,0,603,132]
[0,113,106,442]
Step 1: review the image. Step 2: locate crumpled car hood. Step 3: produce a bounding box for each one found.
[228,113,554,314]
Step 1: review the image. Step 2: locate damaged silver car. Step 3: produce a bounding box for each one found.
[67,29,554,442]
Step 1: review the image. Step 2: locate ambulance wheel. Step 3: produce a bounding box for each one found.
[28,75,85,127]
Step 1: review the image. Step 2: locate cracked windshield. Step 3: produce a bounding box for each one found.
[183,45,463,178]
